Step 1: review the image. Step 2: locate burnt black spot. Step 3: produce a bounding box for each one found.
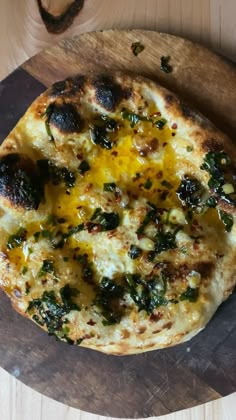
[50,80,67,97]
[0,154,43,210]
[49,103,84,133]
[93,75,128,112]
[50,75,85,98]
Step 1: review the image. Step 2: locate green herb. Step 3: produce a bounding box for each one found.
[33,232,41,242]
[161,180,173,189]
[218,210,234,232]
[160,55,172,73]
[95,277,124,325]
[186,146,193,152]
[131,42,145,56]
[200,152,236,206]
[63,257,69,262]
[143,178,152,190]
[41,229,51,238]
[28,247,33,255]
[180,287,199,302]
[121,109,151,128]
[6,227,27,250]
[92,211,120,231]
[37,159,76,188]
[77,254,95,284]
[78,160,90,176]
[90,115,117,150]
[149,227,179,259]
[125,273,168,313]
[46,214,57,226]
[179,246,188,254]
[77,338,84,345]
[176,176,203,209]
[154,118,167,130]
[128,245,142,259]
[41,104,54,142]
[90,208,102,221]
[136,202,159,235]
[22,266,28,275]
[103,182,117,192]
[38,260,55,277]
[27,285,80,336]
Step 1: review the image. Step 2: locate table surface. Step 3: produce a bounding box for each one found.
[0,0,236,419]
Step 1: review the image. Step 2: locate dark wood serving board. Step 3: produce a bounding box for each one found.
[0,30,236,418]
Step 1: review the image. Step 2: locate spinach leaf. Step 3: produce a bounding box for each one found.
[218,210,234,232]
[94,277,124,325]
[180,287,199,302]
[7,227,27,250]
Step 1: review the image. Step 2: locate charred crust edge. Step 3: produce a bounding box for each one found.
[0,154,43,210]
[49,102,84,134]
[92,75,131,112]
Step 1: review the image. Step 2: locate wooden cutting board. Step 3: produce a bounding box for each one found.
[0,30,236,419]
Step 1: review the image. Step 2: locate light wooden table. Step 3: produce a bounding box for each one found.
[0,1,236,419]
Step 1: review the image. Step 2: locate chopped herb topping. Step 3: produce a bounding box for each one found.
[143,178,152,190]
[7,228,27,250]
[218,210,234,232]
[78,160,90,176]
[91,210,120,231]
[186,146,193,152]
[41,104,54,141]
[33,231,41,242]
[121,109,151,128]
[103,182,117,192]
[201,152,236,206]
[22,266,28,275]
[38,260,55,277]
[160,55,173,73]
[128,245,142,259]
[136,202,159,235]
[154,118,167,130]
[95,277,124,325]
[131,42,145,56]
[148,227,179,260]
[37,159,76,188]
[27,285,80,336]
[90,115,117,150]
[125,273,168,313]
[161,180,173,189]
[177,176,203,209]
[180,286,199,302]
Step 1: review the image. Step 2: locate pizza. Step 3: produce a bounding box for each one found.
[0,72,235,355]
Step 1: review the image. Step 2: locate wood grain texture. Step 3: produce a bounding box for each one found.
[1,0,236,81]
[0,1,236,419]
[0,367,235,420]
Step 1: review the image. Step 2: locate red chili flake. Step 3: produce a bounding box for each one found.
[193,242,199,250]
[171,133,176,137]
[156,170,163,179]
[111,151,118,157]
[171,122,178,130]
[150,312,162,322]
[163,142,167,146]
[77,153,83,160]
[41,279,47,285]
[87,319,96,326]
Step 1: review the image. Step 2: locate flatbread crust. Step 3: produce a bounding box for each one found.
[0,72,235,355]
